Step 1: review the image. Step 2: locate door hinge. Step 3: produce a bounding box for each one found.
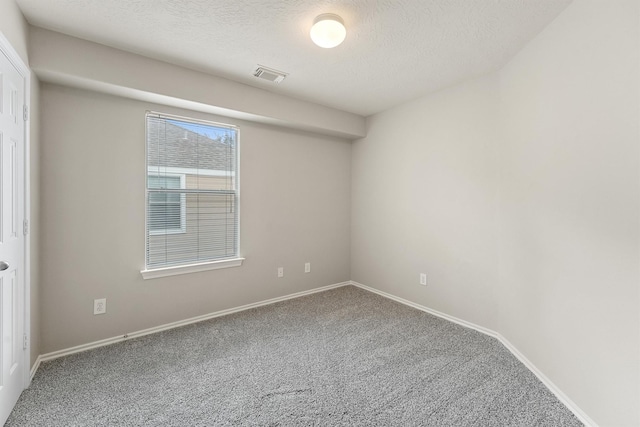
[23,219,28,236]
[23,105,29,122]
[23,334,27,350]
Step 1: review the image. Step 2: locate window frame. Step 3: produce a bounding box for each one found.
[147,172,186,236]
[141,111,244,279]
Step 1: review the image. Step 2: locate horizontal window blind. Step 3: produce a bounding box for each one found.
[146,113,239,269]
[148,175,184,233]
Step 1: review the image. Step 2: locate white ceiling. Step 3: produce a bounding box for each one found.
[16,0,572,116]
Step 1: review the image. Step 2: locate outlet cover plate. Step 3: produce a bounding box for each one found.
[94,298,107,315]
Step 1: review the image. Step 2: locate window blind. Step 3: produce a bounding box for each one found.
[146,113,239,269]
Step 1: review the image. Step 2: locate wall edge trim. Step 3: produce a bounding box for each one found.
[29,355,42,382]
[34,281,351,366]
[29,280,599,427]
[349,281,599,427]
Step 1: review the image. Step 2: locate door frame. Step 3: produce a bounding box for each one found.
[0,30,32,389]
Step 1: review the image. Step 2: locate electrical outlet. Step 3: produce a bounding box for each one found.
[94,298,107,315]
[304,262,311,273]
[420,273,427,286]
[277,267,284,278]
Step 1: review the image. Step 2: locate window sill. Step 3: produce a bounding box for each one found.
[140,257,245,280]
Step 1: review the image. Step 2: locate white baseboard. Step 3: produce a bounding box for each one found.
[29,355,42,382]
[34,281,351,367]
[350,281,598,427]
[29,280,597,427]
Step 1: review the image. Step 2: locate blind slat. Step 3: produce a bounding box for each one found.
[146,113,239,268]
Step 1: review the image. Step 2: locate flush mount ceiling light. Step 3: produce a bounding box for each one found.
[310,13,346,48]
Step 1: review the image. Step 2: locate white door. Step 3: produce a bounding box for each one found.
[0,45,25,424]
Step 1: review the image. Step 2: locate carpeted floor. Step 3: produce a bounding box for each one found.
[7,285,582,426]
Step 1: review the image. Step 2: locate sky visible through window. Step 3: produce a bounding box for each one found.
[167,119,233,143]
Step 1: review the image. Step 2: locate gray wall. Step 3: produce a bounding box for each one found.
[497,1,638,425]
[29,28,366,140]
[40,83,351,353]
[12,0,639,424]
[0,0,41,371]
[351,73,501,331]
[351,1,639,426]
[0,0,28,63]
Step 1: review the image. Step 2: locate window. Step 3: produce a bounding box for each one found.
[143,112,242,277]
[148,174,186,234]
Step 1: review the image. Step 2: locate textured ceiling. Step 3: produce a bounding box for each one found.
[16,0,572,116]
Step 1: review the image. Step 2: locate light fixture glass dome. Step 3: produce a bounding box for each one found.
[310,14,346,48]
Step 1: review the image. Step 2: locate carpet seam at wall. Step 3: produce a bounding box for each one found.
[29,279,597,427]
[348,281,598,427]
[33,281,352,370]
[14,283,583,426]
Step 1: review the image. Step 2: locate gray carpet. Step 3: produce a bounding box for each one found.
[7,286,582,426]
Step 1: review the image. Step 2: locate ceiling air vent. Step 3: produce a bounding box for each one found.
[253,66,288,83]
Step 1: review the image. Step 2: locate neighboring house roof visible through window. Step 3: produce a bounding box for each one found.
[147,120,234,171]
